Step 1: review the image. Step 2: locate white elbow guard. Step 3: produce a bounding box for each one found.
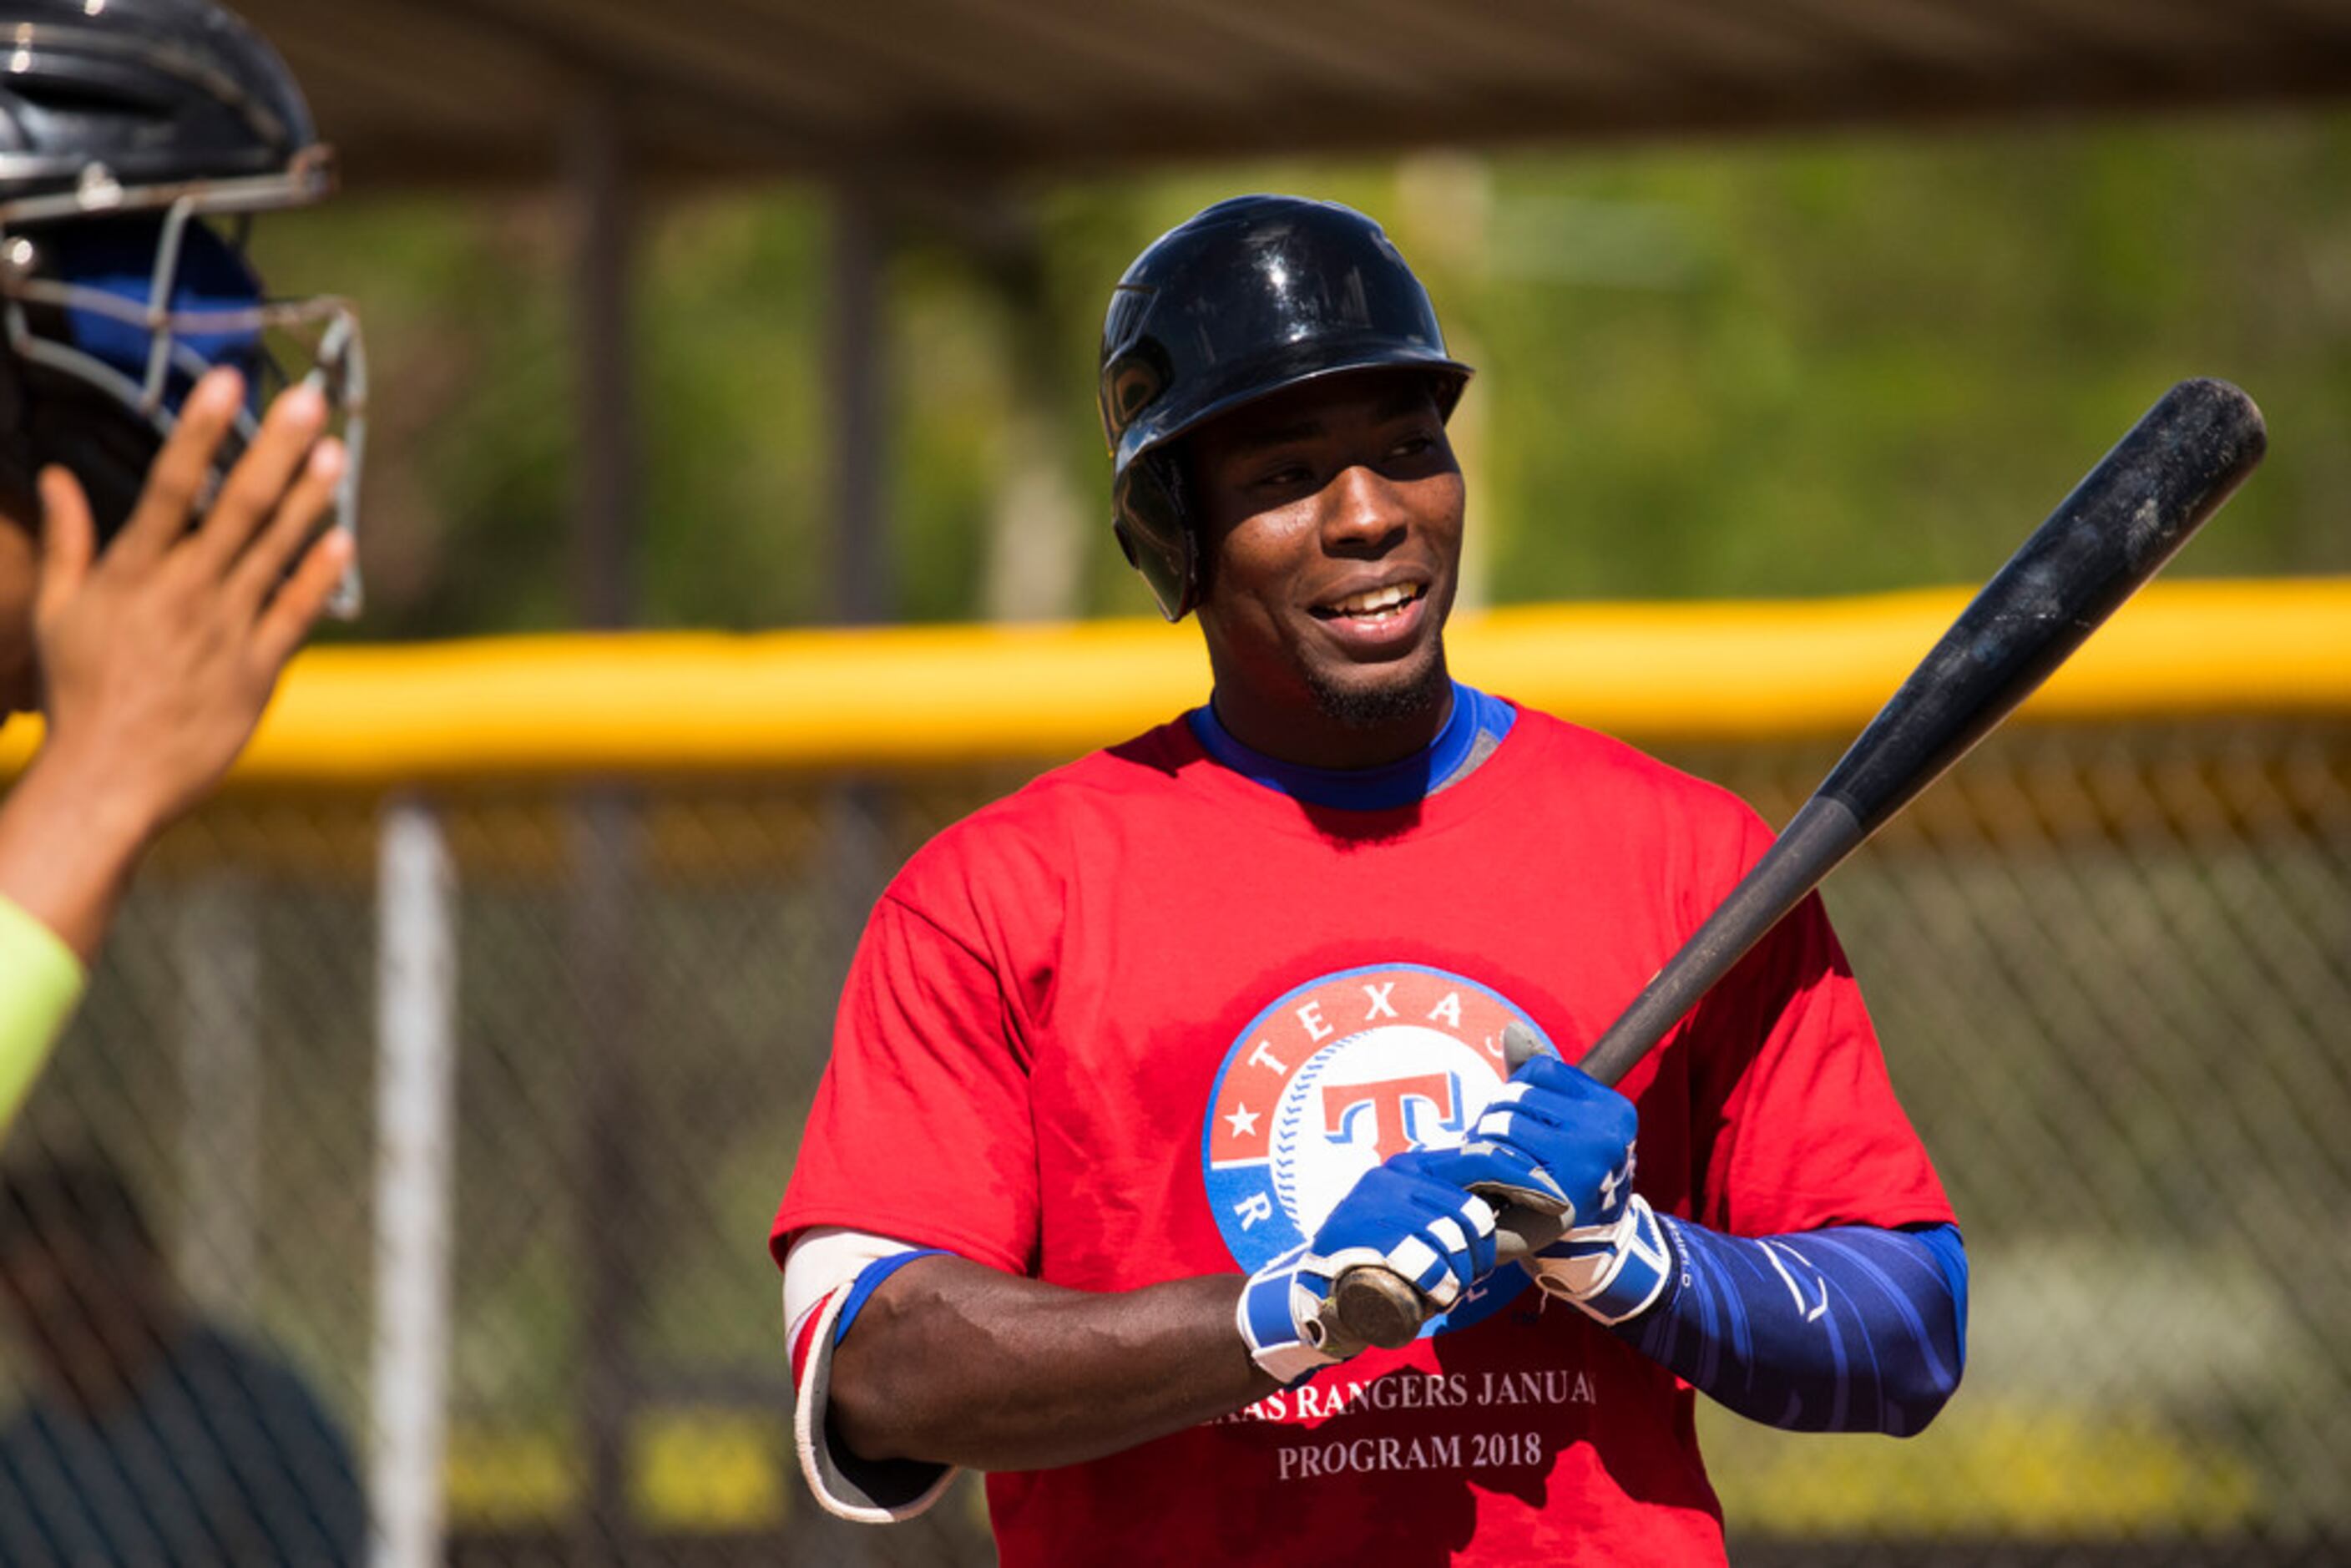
[782,1227,958,1524]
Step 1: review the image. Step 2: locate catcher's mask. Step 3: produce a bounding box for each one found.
[0,0,365,615]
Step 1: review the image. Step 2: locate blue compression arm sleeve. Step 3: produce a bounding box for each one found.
[1625,1218,1967,1436]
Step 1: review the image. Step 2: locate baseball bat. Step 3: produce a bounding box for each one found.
[1327,377,2268,1351]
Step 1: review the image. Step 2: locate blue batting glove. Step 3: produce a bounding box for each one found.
[1433,1055,1674,1326]
[1237,1149,1499,1381]
[1442,1055,1641,1230]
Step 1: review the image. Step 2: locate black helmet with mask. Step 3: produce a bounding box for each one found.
[0,0,362,612]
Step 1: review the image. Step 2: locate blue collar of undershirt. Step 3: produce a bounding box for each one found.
[1186,681,1515,812]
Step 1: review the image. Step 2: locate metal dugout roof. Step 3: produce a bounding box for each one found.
[237,0,2351,186]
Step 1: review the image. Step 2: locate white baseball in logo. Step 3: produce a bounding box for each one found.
[1269,1024,1511,1240]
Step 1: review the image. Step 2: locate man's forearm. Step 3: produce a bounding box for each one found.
[828,1255,1278,1472]
[0,742,157,964]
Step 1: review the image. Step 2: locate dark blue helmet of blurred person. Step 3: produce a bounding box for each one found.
[0,0,362,612]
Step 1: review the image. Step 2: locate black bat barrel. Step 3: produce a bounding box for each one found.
[1819,377,2265,836]
[1574,377,2266,1089]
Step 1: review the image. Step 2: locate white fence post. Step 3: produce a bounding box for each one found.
[368,799,458,1568]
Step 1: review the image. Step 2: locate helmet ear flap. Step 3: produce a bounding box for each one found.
[1111,450,1197,622]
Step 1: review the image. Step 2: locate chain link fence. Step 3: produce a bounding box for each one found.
[3,717,2343,1565]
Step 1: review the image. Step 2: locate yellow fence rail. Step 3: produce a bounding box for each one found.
[6,578,2345,786]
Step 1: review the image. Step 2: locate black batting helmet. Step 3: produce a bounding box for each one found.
[0,0,363,610]
[1098,195,1471,621]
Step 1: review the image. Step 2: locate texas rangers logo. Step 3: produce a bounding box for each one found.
[1202,964,1555,1336]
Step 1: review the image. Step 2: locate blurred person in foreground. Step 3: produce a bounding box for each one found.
[0,0,365,1135]
[0,1152,364,1565]
[773,196,1964,1563]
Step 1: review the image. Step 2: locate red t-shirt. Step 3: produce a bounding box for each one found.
[774,706,1952,1565]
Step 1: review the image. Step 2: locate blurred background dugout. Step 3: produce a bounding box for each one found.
[3,3,2351,1565]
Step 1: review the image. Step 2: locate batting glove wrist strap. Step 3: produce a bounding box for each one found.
[1531,1193,1673,1326]
[1238,1248,1346,1384]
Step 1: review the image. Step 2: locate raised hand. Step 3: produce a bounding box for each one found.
[0,368,351,959]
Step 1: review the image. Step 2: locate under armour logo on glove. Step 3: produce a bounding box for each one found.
[1596,1144,1637,1211]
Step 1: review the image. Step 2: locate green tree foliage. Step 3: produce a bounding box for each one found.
[253,110,2351,636]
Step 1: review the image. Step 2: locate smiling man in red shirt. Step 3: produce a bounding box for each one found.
[773,195,1966,1565]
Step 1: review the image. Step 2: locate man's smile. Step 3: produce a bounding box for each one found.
[1310,579,1428,622]
[1305,575,1436,655]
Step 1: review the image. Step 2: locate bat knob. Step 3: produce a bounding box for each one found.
[1325,1265,1427,1353]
